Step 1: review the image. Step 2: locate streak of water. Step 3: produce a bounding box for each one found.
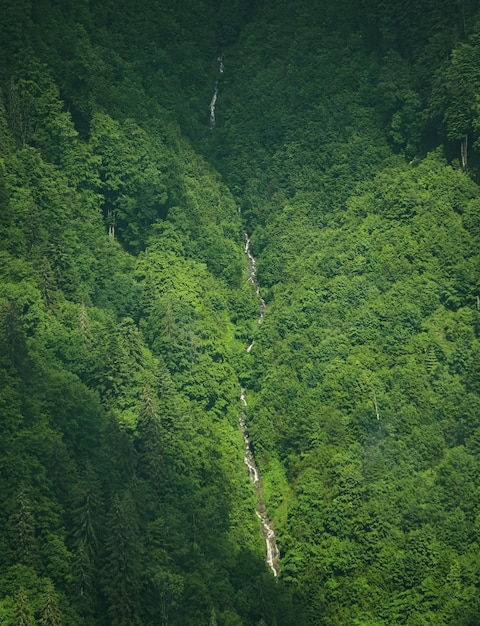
[239,388,279,576]
[244,233,266,323]
[239,227,280,577]
[209,55,224,130]
[209,82,218,129]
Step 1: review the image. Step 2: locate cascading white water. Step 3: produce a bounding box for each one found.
[209,55,223,130]
[244,233,266,324]
[239,387,280,577]
[209,82,218,129]
[239,217,280,578]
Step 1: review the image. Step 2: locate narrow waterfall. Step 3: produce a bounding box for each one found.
[209,55,223,130]
[209,82,218,129]
[240,387,280,577]
[239,221,280,577]
[244,232,266,324]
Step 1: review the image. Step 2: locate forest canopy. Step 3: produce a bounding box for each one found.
[0,0,479,625]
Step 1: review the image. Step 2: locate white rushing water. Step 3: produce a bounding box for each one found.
[209,82,218,129]
[244,233,266,324]
[209,55,223,130]
[239,388,279,576]
[239,219,280,577]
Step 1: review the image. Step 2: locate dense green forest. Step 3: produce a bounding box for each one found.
[0,0,479,624]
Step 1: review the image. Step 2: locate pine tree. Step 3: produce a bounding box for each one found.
[23,200,45,256]
[70,462,103,616]
[13,587,35,626]
[72,540,96,619]
[7,78,33,148]
[155,356,175,399]
[38,580,62,626]
[102,491,142,626]
[11,483,38,568]
[0,158,14,244]
[136,385,163,486]
[72,462,104,558]
[0,301,28,373]
[78,302,92,350]
[39,256,58,311]
[102,414,137,492]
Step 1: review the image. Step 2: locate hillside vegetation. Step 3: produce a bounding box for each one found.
[0,1,479,625]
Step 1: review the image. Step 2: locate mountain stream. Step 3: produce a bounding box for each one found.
[240,229,280,577]
[209,55,223,129]
[209,61,279,576]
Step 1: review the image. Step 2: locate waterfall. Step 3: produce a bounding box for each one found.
[209,83,218,129]
[209,55,223,130]
[244,232,266,324]
[239,216,280,577]
[239,388,280,577]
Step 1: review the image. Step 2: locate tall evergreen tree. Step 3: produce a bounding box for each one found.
[102,491,142,626]
[11,484,38,569]
[0,301,28,374]
[13,587,35,626]
[39,256,58,312]
[136,385,164,488]
[38,580,62,626]
[71,540,96,620]
[72,462,104,558]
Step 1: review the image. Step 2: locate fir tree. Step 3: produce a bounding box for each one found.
[13,587,35,626]
[38,580,62,626]
[11,483,38,568]
[72,462,104,558]
[78,302,92,350]
[0,301,28,374]
[39,256,58,311]
[71,541,96,619]
[136,385,163,487]
[102,491,142,626]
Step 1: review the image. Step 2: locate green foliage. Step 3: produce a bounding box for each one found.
[102,491,142,626]
[0,1,480,625]
[10,484,39,570]
[13,586,35,626]
[38,580,62,626]
[135,385,164,487]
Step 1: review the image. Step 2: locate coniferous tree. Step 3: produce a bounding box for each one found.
[23,200,46,258]
[39,256,58,312]
[7,78,33,148]
[102,491,142,626]
[71,540,96,620]
[38,580,62,626]
[0,301,28,374]
[155,356,175,400]
[13,587,35,626]
[136,384,163,487]
[102,414,137,492]
[78,302,92,350]
[11,484,38,569]
[0,160,13,244]
[72,462,104,559]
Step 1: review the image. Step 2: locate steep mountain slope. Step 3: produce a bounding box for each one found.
[1,1,480,625]
[0,2,301,624]
[205,1,480,623]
